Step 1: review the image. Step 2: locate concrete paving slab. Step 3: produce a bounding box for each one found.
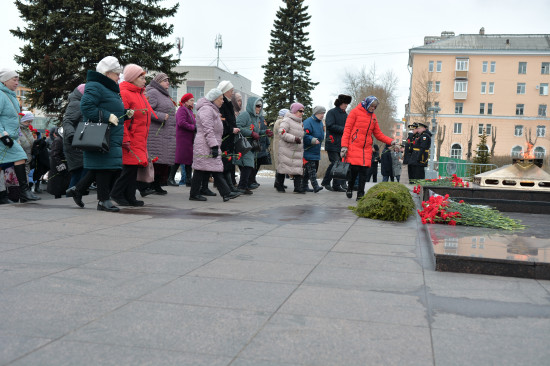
[333,240,417,257]
[0,262,70,290]
[42,233,153,251]
[320,251,423,273]
[227,244,328,265]
[247,235,337,251]
[131,238,243,258]
[0,246,116,266]
[0,333,51,365]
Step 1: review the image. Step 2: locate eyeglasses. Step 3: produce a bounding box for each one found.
[255,105,262,108]
[297,110,304,113]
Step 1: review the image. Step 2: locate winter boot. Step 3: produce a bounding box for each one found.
[167,164,179,186]
[305,162,323,193]
[293,175,305,194]
[0,190,14,204]
[14,164,40,202]
[224,171,239,193]
[274,173,286,192]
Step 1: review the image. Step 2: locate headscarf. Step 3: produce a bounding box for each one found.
[231,92,242,114]
[361,95,379,113]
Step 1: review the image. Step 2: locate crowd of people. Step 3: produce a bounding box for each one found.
[1,55,429,211]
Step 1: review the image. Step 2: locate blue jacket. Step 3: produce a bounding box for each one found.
[80,71,125,170]
[0,83,27,164]
[303,114,324,161]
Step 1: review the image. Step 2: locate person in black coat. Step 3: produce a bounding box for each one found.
[217,80,241,193]
[403,122,418,184]
[409,122,432,181]
[46,127,70,198]
[365,144,380,182]
[321,94,352,192]
[380,144,394,182]
[62,84,86,188]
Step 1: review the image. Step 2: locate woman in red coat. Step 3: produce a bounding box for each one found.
[110,64,155,206]
[341,96,395,200]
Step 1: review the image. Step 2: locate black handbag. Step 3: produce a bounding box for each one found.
[234,132,252,155]
[331,159,351,180]
[72,111,110,153]
[250,138,261,152]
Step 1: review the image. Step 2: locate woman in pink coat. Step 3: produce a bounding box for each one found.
[175,93,195,186]
[189,89,240,202]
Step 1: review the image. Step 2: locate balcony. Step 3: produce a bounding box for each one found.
[455,70,468,79]
[454,91,467,100]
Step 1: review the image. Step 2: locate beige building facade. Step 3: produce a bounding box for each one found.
[407,31,550,162]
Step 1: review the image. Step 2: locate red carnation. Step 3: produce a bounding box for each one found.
[250,124,254,131]
[228,157,232,161]
[305,129,310,134]
[152,156,159,163]
[18,112,25,116]
[281,129,286,135]
[238,152,242,159]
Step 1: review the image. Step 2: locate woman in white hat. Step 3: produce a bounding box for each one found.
[0,68,40,203]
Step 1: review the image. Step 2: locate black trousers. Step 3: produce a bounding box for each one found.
[191,170,230,197]
[111,165,139,201]
[321,150,345,188]
[76,169,120,201]
[409,165,426,180]
[348,165,368,194]
[238,166,253,189]
[365,165,378,182]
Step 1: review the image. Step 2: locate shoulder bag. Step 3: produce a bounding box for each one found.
[234,132,252,155]
[330,157,351,181]
[72,110,111,153]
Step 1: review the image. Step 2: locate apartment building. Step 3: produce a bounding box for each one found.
[407,30,550,161]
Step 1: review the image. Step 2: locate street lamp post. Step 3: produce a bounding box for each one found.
[427,106,441,175]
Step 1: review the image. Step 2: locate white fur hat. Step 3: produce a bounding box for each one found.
[96,56,123,74]
[217,80,234,94]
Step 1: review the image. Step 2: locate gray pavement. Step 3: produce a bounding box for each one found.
[1,176,549,366]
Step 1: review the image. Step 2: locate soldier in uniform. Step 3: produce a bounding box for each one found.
[408,121,432,181]
[402,122,418,184]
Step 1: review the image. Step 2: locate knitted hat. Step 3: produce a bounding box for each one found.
[278,108,289,117]
[312,106,326,115]
[0,68,18,83]
[96,56,122,74]
[153,73,169,83]
[20,111,34,123]
[334,94,352,106]
[180,93,194,105]
[290,102,304,114]
[205,88,223,101]
[123,64,145,83]
[76,84,85,95]
[217,80,234,94]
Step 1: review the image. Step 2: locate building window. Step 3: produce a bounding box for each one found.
[456,59,469,71]
[486,124,492,135]
[542,62,549,75]
[429,61,434,72]
[488,103,493,115]
[454,123,462,134]
[454,81,467,92]
[481,82,487,94]
[435,81,440,93]
[515,104,524,116]
[187,86,204,98]
[168,86,178,100]
[512,145,523,157]
[517,83,526,94]
[540,83,549,96]
[427,81,433,92]
[490,61,496,73]
[534,147,546,158]
[514,125,523,136]
[455,103,463,114]
[478,124,484,135]
[489,82,494,94]
[482,61,488,73]
[518,62,527,74]
[451,143,462,159]
[537,125,546,137]
[436,61,442,72]
[434,101,440,108]
[538,104,547,117]
[480,103,485,114]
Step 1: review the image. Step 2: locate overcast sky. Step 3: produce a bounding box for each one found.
[2,0,549,117]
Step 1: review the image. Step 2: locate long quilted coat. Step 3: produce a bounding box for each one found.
[145,80,176,165]
[175,105,195,165]
[341,104,393,167]
[192,97,223,172]
[120,81,155,166]
[80,71,125,170]
[235,96,261,169]
[0,83,27,164]
[62,87,84,171]
[277,112,304,176]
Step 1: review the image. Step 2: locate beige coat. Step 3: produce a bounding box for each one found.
[277,112,304,176]
[271,116,284,169]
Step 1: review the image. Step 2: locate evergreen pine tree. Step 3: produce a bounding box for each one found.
[473,131,491,173]
[11,0,186,117]
[262,0,318,122]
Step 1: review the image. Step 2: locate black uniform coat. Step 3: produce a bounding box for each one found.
[324,106,348,152]
[409,130,432,167]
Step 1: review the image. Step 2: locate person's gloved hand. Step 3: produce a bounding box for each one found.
[211,146,219,158]
[265,129,273,137]
[126,109,135,119]
[251,131,260,140]
[0,134,14,147]
[122,141,131,151]
[294,136,301,144]
[56,163,67,172]
[340,147,348,158]
[109,114,119,126]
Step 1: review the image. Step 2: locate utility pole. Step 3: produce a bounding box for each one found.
[214,34,223,68]
[427,106,441,174]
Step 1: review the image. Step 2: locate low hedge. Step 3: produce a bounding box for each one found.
[350,182,414,221]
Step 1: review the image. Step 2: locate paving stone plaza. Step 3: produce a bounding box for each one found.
[1,177,549,365]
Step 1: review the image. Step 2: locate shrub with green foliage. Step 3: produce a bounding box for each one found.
[350,182,415,221]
